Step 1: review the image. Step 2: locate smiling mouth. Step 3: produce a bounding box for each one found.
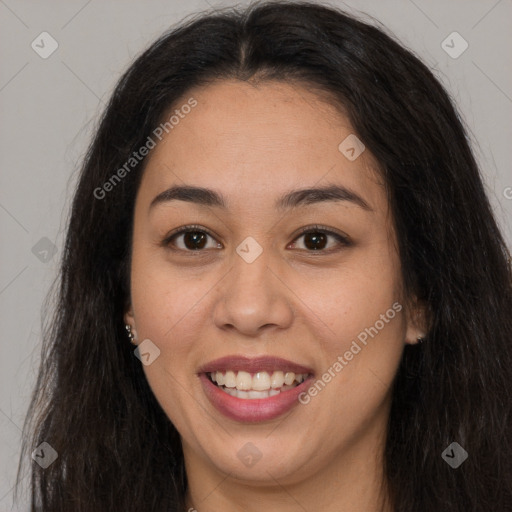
[206,370,311,399]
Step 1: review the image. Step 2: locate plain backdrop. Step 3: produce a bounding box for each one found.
[1,0,511,509]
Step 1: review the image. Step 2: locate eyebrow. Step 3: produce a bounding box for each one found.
[149,184,372,212]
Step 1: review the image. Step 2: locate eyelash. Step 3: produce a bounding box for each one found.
[162,224,351,255]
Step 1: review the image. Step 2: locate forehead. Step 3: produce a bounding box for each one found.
[138,79,385,214]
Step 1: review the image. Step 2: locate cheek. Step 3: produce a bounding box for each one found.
[295,276,404,450]
[129,241,207,339]
[129,255,209,428]
[302,249,403,349]
[128,247,208,396]
[298,246,405,401]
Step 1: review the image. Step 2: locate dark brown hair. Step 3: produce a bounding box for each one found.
[17,1,512,510]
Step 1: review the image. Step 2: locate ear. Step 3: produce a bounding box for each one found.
[124,304,138,341]
[404,297,428,345]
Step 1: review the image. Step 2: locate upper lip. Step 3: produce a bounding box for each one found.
[198,355,314,376]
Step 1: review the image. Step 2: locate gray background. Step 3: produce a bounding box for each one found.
[1,0,511,509]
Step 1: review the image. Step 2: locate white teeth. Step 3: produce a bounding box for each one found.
[217,385,297,399]
[284,372,295,386]
[252,371,271,391]
[209,370,309,394]
[224,387,237,397]
[247,390,269,399]
[270,371,285,388]
[236,371,252,390]
[224,371,236,388]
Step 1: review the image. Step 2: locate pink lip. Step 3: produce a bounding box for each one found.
[198,355,314,375]
[198,355,315,423]
[199,373,314,422]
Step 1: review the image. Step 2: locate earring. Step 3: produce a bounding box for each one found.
[125,324,137,345]
[417,336,424,344]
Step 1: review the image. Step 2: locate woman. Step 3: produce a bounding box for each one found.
[17,1,512,510]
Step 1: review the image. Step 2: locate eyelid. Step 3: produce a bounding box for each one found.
[294,224,350,243]
[165,223,216,239]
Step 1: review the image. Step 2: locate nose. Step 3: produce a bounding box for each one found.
[212,246,294,338]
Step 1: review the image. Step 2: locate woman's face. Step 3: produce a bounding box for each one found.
[125,79,424,487]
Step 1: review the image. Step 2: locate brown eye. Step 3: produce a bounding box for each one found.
[180,231,208,250]
[164,225,221,252]
[302,231,328,250]
[289,226,351,253]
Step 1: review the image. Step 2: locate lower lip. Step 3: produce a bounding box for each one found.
[199,373,312,423]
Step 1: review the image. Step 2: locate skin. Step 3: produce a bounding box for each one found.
[125,79,426,512]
